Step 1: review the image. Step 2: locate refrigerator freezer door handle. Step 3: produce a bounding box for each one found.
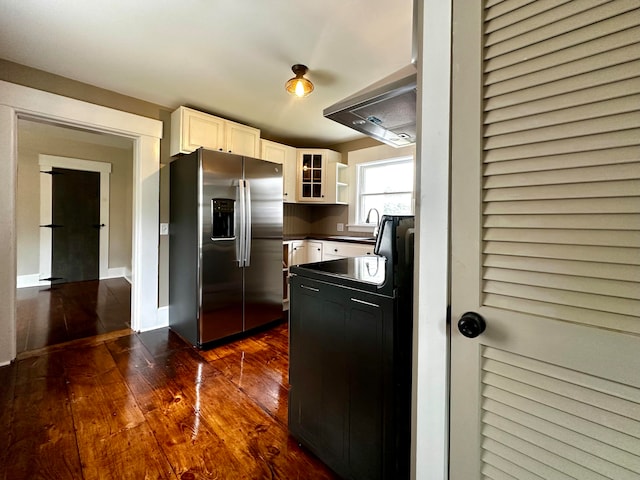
[237,179,246,267]
[244,180,252,267]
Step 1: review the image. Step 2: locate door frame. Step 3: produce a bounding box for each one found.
[0,79,162,365]
[39,155,113,285]
[411,1,452,479]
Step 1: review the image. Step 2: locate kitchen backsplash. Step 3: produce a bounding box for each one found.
[284,203,349,236]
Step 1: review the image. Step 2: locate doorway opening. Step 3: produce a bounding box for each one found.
[1,80,162,365]
[15,119,136,354]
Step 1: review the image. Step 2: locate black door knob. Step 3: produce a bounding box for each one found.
[457,312,486,338]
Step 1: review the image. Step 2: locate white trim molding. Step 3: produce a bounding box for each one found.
[0,79,162,364]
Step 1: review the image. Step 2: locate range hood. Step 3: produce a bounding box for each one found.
[323,64,417,148]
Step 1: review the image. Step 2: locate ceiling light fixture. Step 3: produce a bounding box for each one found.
[285,64,314,98]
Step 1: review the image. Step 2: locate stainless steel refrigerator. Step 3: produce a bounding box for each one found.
[169,148,283,347]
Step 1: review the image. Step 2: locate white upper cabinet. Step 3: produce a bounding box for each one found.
[225,120,261,157]
[296,149,346,204]
[170,106,260,157]
[261,139,298,202]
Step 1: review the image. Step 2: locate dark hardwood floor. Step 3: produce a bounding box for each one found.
[0,320,339,479]
[16,277,132,354]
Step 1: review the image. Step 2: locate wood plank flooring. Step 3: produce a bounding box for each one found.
[16,278,132,353]
[0,321,339,480]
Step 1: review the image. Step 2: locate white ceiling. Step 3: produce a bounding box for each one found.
[0,0,414,147]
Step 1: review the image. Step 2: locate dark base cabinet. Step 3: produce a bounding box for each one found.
[288,273,410,480]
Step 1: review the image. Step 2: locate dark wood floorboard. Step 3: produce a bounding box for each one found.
[16,277,132,353]
[0,322,340,480]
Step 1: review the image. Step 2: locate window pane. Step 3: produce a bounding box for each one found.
[361,161,413,194]
[360,193,413,223]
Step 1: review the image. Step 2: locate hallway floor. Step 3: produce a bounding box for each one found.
[16,277,131,354]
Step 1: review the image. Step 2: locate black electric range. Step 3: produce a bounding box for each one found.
[289,255,388,295]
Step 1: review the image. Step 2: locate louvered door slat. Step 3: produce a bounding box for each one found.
[485,0,616,46]
[484,348,640,396]
[483,294,640,332]
[484,280,639,316]
[484,213,640,230]
[484,398,640,456]
[484,112,640,149]
[484,255,640,282]
[484,129,640,162]
[485,95,640,136]
[484,146,639,172]
[486,77,640,123]
[486,57,640,107]
[484,359,640,409]
[483,242,639,264]
[484,415,640,478]
[481,346,640,479]
[485,0,538,20]
[484,267,639,299]
[484,228,640,247]
[483,380,640,439]
[484,163,640,188]
[482,442,574,480]
[483,197,639,214]
[484,180,640,201]
[481,460,528,480]
[483,430,608,480]
[485,6,640,68]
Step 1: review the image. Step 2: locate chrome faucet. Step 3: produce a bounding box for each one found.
[365,208,381,237]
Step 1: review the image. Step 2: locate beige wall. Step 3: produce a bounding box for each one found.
[17,120,134,276]
[1,59,173,305]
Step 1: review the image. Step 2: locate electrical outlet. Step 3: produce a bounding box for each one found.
[160,223,169,235]
[337,223,344,232]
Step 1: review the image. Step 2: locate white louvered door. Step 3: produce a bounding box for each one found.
[449,1,640,478]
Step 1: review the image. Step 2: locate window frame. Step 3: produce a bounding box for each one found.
[355,156,414,226]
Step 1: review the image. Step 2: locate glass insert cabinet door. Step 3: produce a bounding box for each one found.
[299,152,324,200]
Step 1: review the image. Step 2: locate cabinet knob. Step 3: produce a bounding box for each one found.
[334,248,338,252]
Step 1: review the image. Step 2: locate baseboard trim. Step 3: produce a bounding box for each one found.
[17,268,132,288]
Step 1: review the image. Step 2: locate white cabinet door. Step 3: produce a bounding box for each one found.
[449,3,640,479]
[225,120,260,157]
[290,240,307,266]
[296,149,344,204]
[171,106,225,156]
[261,140,298,202]
[307,241,323,263]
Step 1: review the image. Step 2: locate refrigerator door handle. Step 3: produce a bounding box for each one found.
[237,179,246,267]
[244,179,252,267]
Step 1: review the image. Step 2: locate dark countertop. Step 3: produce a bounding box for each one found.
[290,255,389,294]
[283,234,377,244]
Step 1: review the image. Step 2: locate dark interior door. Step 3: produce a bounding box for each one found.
[51,167,100,283]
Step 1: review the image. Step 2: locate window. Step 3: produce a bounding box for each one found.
[356,156,414,225]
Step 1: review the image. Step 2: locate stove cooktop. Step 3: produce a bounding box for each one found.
[290,256,389,294]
